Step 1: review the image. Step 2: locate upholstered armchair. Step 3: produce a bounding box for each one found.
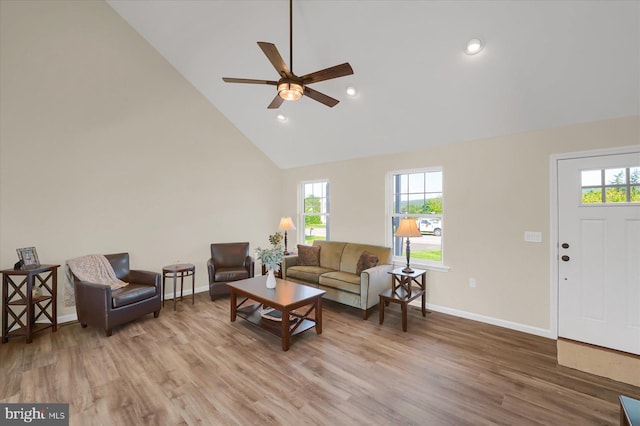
[70,253,161,336]
[207,242,255,300]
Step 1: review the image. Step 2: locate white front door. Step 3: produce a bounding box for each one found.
[557,151,640,355]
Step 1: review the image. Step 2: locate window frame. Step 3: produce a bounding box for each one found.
[298,179,330,246]
[580,166,640,205]
[387,167,445,269]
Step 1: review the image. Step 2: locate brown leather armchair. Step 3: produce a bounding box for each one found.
[71,253,161,336]
[208,242,254,300]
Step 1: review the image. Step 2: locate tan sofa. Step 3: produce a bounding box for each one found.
[282,241,392,319]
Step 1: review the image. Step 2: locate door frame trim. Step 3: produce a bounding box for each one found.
[549,145,640,340]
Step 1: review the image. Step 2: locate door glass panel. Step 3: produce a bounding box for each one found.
[581,166,640,204]
[606,187,627,203]
[582,188,602,204]
[581,170,601,186]
[605,168,626,184]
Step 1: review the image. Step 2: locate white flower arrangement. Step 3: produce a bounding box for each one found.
[256,232,284,272]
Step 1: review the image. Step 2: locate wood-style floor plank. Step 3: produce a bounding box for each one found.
[1,293,639,425]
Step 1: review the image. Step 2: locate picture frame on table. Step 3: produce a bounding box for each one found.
[16,247,40,267]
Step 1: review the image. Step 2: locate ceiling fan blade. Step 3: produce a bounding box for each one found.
[267,94,285,109]
[222,77,277,85]
[303,87,339,108]
[257,42,292,78]
[300,63,354,85]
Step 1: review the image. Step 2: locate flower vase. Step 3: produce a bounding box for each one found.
[266,269,276,289]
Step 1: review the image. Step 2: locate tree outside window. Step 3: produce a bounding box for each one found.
[300,181,330,245]
[390,169,443,264]
[581,167,640,204]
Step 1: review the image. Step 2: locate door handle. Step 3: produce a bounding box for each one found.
[561,255,570,262]
[561,243,569,249]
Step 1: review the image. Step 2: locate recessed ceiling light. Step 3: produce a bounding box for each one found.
[276,113,288,122]
[465,38,484,55]
[346,86,358,97]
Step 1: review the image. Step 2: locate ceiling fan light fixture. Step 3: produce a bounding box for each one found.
[465,38,484,55]
[278,81,303,101]
[346,86,358,97]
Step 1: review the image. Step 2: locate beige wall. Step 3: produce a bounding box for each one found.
[0,1,282,318]
[282,116,640,332]
[1,0,638,335]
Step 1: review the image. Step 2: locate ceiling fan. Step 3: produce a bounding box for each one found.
[222,0,354,108]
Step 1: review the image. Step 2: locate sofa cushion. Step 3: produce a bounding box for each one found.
[313,241,347,270]
[112,284,156,308]
[356,251,380,275]
[319,271,361,295]
[339,243,392,274]
[286,266,335,284]
[297,244,320,266]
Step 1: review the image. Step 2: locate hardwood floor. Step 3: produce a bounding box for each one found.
[2,293,639,425]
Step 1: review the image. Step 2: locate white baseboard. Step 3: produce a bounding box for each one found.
[57,313,78,324]
[424,302,554,339]
[57,288,553,339]
[163,284,209,300]
[57,285,210,325]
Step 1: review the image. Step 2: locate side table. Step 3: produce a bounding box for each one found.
[379,268,427,332]
[162,263,195,311]
[1,264,60,343]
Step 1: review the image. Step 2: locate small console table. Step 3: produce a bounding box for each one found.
[1,264,60,343]
[162,263,195,311]
[379,267,427,332]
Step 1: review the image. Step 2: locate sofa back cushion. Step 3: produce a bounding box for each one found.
[339,243,392,274]
[312,241,347,271]
[356,251,380,275]
[297,244,320,266]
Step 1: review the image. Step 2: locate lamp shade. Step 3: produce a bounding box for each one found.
[395,218,421,238]
[278,217,296,231]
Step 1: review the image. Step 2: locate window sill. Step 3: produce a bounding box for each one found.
[392,261,450,273]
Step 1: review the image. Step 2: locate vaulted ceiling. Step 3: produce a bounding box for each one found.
[106,1,639,169]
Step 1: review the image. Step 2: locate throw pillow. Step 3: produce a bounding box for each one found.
[297,244,320,266]
[356,251,379,275]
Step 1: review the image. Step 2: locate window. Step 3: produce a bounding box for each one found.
[389,169,443,264]
[581,166,640,204]
[300,180,330,245]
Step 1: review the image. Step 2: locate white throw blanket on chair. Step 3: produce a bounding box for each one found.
[66,254,128,290]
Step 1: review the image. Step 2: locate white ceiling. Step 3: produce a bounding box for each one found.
[106,0,640,169]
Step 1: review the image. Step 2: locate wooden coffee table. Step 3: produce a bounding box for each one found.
[227,275,325,351]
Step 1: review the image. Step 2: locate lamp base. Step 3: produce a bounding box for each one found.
[283,232,289,256]
[402,266,414,273]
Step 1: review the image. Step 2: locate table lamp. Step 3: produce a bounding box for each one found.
[395,218,421,273]
[278,217,296,255]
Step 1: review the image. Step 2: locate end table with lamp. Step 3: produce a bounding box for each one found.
[379,218,427,331]
[380,268,427,332]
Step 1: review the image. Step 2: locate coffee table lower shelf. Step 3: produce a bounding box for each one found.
[236,304,317,338]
